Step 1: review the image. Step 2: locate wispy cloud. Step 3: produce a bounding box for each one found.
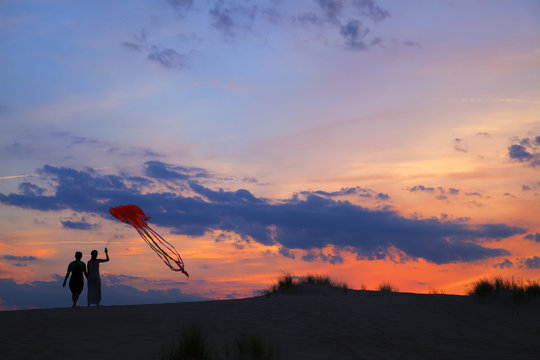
[408,185,460,201]
[3,255,38,262]
[0,162,525,265]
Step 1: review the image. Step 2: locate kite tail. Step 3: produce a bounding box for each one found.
[136,226,189,278]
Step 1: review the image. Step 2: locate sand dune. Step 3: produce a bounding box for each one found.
[1,289,539,359]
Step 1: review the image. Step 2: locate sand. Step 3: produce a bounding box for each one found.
[1,289,539,359]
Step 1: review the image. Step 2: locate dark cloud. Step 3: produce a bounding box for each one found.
[19,182,45,196]
[409,185,460,201]
[147,47,189,69]
[61,219,98,231]
[209,1,258,37]
[0,163,525,264]
[340,19,370,50]
[353,0,390,22]
[122,42,143,52]
[519,256,540,269]
[494,259,513,269]
[302,249,343,264]
[317,0,345,21]
[155,0,393,53]
[508,144,532,160]
[3,255,38,261]
[167,0,194,10]
[454,138,468,152]
[508,136,540,167]
[0,275,206,310]
[409,185,435,192]
[295,12,324,26]
[524,233,540,242]
[121,28,189,70]
[278,247,295,259]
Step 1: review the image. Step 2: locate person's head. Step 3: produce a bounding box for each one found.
[75,251,82,260]
[91,250,98,259]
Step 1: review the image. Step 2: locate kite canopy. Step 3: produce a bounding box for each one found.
[109,204,189,278]
[109,204,150,228]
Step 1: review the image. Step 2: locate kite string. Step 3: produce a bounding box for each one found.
[137,227,185,272]
[147,226,184,265]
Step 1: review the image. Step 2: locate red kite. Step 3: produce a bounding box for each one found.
[110,204,189,278]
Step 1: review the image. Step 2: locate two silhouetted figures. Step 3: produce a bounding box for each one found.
[63,249,110,307]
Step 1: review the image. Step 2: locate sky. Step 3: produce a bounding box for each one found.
[1,0,539,310]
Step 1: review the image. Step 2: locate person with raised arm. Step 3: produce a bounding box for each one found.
[87,248,110,306]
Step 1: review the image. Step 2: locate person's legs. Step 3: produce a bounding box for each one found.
[72,292,80,307]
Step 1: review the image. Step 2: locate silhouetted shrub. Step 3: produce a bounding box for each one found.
[378,282,398,292]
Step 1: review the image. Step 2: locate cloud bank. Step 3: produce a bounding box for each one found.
[0,162,525,265]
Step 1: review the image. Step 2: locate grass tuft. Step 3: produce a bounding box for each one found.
[159,324,210,360]
[260,272,349,297]
[159,325,279,360]
[428,288,445,295]
[378,282,398,293]
[235,333,279,360]
[468,276,540,300]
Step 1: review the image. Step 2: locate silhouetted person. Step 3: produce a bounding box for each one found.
[63,251,88,307]
[87,248,109,306]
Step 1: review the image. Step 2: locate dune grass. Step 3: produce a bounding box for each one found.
[468,276,540,300]
[158,324,279,360]
[158,324,210,360]
[260,272,349,297]
[377,282,398,293]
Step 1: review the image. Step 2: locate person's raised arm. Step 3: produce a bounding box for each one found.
[102,247,110,263]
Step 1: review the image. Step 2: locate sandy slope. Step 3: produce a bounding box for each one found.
[1,289,539,359]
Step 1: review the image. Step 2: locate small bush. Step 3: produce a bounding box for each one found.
[378,282,398,293]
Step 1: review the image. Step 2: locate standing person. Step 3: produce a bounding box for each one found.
[87,248,110,306]
[62,251,88,308]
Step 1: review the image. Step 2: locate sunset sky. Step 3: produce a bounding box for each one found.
[1,0,539,310]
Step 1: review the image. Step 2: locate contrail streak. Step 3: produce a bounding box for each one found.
[0,174,40,180]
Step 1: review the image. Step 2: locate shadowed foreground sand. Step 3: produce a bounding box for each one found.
[1,289,539,359]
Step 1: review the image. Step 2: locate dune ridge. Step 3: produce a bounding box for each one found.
[1,289,539,359]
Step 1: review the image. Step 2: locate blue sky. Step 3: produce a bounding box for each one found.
[1,0,539,309]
